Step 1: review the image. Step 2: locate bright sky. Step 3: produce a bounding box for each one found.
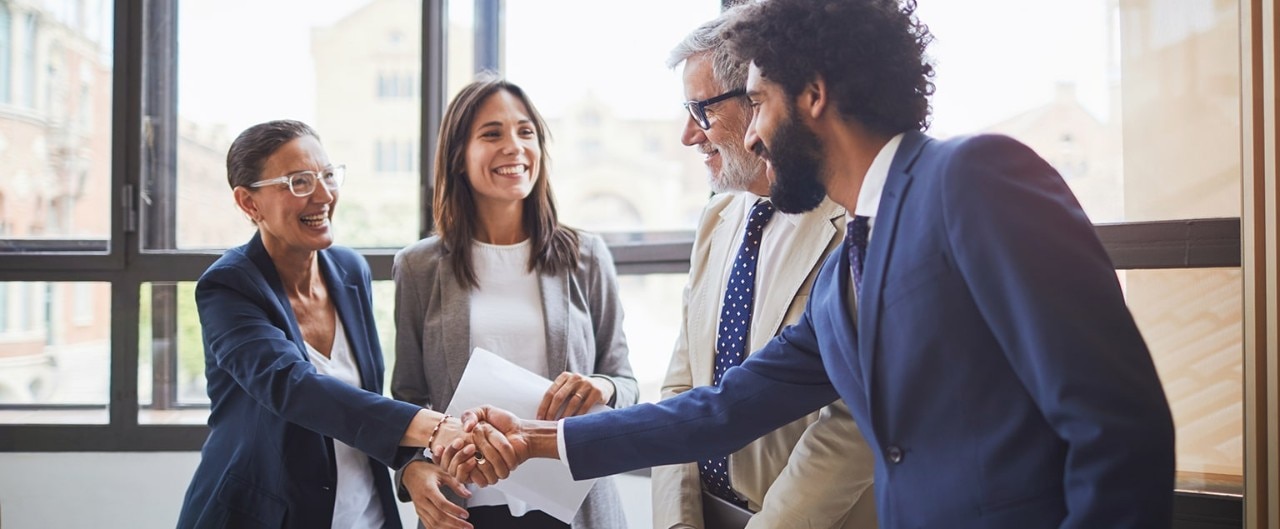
[177,0,1115,139]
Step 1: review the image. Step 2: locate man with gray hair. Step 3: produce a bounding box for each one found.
[651,6,876,528]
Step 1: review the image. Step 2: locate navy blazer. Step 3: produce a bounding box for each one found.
[177,233,420,529]
[563,132,1175,528]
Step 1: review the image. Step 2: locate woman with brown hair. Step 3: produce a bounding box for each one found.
[391,77,636,529]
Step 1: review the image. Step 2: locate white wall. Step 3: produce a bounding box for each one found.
[0,453,651,528]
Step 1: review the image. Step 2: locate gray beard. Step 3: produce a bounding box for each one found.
[709,148,766,194]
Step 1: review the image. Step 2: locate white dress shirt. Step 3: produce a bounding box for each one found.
[304,317,385,529]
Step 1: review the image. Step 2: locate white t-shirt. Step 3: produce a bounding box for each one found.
[467,238,549,515]
[304,315,385,529]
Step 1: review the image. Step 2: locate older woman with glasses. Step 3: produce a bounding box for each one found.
[177,120,508,529]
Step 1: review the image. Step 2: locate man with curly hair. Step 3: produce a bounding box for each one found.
[652,5,875,529]
[459,1,1176,527]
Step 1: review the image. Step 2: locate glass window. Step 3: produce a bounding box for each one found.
[21,13,34,109]
[501,0,721,234]
[169,0,422,250]
[138,280,400,425]
[1121,268,1243,495]
[0,3,11,104]
[615,274,687,404]
[137,282,207,425]
[918,0,1239,223]
[0,281,110,425]
[0,1,112,245]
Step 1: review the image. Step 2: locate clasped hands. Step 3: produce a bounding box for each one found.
[435,371,608,485]
[402,372,608,528]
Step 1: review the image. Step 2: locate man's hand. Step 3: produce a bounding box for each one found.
[461,405,560,464]
[402,460,473,529]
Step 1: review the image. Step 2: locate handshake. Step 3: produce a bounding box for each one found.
[430,405,542,486]
[404,370,609,528]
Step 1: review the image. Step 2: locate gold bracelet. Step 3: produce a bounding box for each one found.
[425,413,452,449]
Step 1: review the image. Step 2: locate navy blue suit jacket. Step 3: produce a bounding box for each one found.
[177,233,420,529]
[564,132,1175,528]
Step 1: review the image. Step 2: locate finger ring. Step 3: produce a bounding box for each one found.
[475,453,487,465]
[574,393,585,399]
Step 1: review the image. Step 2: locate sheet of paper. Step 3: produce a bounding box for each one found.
[443,347,605,523]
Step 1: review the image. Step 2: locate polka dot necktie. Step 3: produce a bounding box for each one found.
[846,215,871,297]
[699,199,775,508]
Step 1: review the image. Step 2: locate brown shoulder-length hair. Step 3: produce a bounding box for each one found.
[433,75,579,288]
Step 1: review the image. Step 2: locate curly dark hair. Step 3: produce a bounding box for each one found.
[722,0,935,134]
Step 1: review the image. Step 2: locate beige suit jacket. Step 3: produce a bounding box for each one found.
[651,193,876,529]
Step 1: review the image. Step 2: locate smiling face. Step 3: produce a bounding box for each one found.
[234,135,338,257]
[464,89,541,209]
[743,63,828,214]
[680,54,765,194]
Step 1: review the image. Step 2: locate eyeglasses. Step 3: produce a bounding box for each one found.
[683,88,746,130]
[249,165,346,197]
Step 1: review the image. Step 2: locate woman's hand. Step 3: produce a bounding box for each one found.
[402,460,473,529]
[435,421,518,486]
[536,372,614,420]
[433,436,479,484]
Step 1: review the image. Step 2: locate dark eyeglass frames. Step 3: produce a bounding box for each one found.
[682,88,746,130]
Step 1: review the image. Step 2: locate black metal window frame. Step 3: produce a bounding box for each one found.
[0,0,1246,460]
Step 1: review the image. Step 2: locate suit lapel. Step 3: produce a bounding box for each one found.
[541,270,570,378]
[858,131,928,402]
[321,251,378,392]
[752,198,841,348]
[694,203,740,386]
[246,233,310,360]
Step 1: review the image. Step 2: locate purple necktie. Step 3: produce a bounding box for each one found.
[699,199,775,507]
[846,215,871,296]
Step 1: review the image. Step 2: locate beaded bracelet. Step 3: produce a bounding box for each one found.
[426,413,452,449]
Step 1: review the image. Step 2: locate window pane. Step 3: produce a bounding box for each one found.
[616,274,687,404]
[918,0,1239,222]
[137,282,208,425]
[445,0,477,100]
[0,2,112,248]
[138,280,399,425]
[169,0,421,250]
[0,281,109,424]
[502,0,721,234]
[1121,268,1243,495]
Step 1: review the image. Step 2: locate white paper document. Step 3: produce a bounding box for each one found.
[443,347,605,523]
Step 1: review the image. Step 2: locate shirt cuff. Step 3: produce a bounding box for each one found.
[556,419,571,470]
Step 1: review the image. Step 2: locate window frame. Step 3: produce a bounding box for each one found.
[0,1,1263,526]
[0,4,1265,526]
[0,0,1249,450]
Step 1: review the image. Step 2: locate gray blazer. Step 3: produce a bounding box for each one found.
[391,231,637,528]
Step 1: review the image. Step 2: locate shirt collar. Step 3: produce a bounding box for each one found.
[738,191,800,227]
[852,132,905,220]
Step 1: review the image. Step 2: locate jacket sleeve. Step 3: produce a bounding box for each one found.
[941,134,1174,528]
[564,298,839,480]
[583,234,639,408]
[196,263,420,467]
